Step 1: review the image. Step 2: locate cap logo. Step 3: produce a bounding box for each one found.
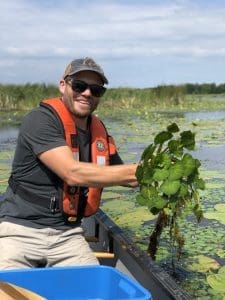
[96,140,105,152]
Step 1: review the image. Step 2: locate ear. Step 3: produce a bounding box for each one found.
[59,80,66,93]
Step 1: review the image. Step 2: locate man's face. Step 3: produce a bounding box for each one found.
[60,71,104,119]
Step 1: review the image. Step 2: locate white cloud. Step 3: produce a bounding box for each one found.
[0,0,225,85]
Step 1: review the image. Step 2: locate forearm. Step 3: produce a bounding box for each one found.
[66,161,138,187]
[39,146,138,188]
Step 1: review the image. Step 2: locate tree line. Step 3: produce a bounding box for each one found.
[0,82,225,110]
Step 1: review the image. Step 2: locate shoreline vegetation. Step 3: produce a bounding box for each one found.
[1,83,225,114]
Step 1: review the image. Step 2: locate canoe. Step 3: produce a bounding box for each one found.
[84,209,192,300]
[0,191,191,299]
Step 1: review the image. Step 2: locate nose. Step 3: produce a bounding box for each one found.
[81,86,92,97]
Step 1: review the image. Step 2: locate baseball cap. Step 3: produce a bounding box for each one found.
[63,57,108,84]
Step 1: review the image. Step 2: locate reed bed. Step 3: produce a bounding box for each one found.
[1,83,225,113]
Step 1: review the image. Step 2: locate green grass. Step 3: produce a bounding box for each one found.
[1,83,225,113]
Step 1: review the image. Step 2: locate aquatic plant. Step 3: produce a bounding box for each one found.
[207,265,225,294]
[135,123,205,269]
[204,203,225,225]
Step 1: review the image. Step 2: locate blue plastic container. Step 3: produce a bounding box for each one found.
[0,265,151,299]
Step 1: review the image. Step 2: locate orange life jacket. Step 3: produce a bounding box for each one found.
[42,97,116,219]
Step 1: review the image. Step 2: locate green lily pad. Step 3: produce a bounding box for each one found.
[207,266,225,293]
[180,130,195,150]
[188,255,220,273]
[217,250,225,259]
[160,180,180,196]
[102,191,122,199]
[113,207,156,228]
[182,154,196,176]
[154,131,172,145]
[204,203,225,225]
[167,123,180,133]
[101,199,134,214]
[153,168,169,181]
[214,204,225,212]
[168,163,183,181]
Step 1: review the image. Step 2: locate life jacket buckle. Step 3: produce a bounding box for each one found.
[67,216,77,222]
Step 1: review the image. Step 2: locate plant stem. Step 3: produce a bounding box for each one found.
[147,211,168,260]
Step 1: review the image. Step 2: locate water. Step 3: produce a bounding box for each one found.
[185,110,225,121]
[0,127,18,150]
[156,110,225,121]
[1,110,225,299]
[193,145,225,170]
[1,111,225,170]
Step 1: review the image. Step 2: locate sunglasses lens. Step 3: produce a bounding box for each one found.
[70,80,106,97]
[90,85,106,97]
[71,80,87,93]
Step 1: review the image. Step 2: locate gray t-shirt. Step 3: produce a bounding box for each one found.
[0,105,123,229]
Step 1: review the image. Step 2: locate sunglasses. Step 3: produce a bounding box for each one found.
[66,78,106,97]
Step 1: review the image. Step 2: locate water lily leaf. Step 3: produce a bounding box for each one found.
[136,194,148,206]
[138,185,163,209]
[195,177,205,190]
[137,162,153,184]
[168,140,181,153]
[178,183,189,197]
[159,153,171,169]
[204,203,225,225]
[101,199,134,214]
[140,144,156,161]
[102,191,121,199]
[153,168,169,181]
[160,180,180,196]
[207,268,225,293]
[114,207,156,228]
[142,169,154,184]
[219,266,225,274]
[214,203,225,212]
[152,196,168,210]
[146,186,158,198]
[173,148,184,158]
[150,207,161,215]
[204,212,223,223]
[140,185,151,199]
[167,123,179,133]
[135,164,143,182]
[168,163,183,181]
[180,130,195,150]
[154,131,172,145]
[182,154,196,176]
[189,255,220,273]
[194,159,201,168]
[152,153,171,169]
[217,250,225,259]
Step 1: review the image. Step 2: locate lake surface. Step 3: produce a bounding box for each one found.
[0,127,18,150]
[1,109,225,299]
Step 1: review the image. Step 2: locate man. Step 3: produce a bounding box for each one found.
[0,57,138,269]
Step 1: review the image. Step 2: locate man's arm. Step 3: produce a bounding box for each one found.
[38,146,138,188]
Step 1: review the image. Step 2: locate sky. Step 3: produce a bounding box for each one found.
[1,0,225,88]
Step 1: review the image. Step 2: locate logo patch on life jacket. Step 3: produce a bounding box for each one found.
[96,140,105,152]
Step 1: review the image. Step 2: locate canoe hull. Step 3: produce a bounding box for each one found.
[83,209,192,300]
